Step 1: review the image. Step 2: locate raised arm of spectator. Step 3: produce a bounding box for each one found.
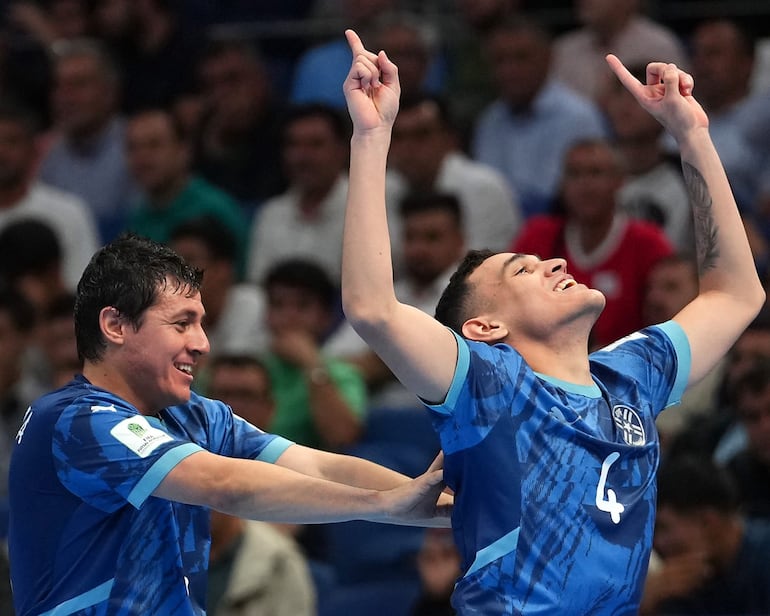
[341,29,457,403]
[607,55,765,386]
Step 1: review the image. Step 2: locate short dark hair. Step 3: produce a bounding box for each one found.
[434,249,495,333]
[0,219,61,281]
[74,234,202,363]
[399,191,463,228]
[170,216,238,263]
[0,99,38,135]
[398,94,452,129]
[263,258,337,309]
[657,455,739,514]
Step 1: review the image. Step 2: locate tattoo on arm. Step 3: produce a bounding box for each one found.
[683,162,719,274]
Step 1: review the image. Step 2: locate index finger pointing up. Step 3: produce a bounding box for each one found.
[345,29,379,62]
[605,54,645,97]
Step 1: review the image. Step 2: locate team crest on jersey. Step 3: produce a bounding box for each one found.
[611,405,645,446]
[110,415,173,458]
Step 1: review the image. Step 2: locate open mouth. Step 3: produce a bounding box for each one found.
[555,279,577,292]
[175,363,193,376]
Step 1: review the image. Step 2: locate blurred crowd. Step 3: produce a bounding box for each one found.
[2,0,770,614]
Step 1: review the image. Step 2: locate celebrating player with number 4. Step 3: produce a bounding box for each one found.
[340,28,764,614]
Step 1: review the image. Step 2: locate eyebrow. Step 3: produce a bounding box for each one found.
[502,253,541,272]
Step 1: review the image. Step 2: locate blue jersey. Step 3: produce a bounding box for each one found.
[428,322,690,615]
[8,375,292,616]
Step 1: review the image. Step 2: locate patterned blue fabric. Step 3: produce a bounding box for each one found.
[427,322,690,615]
[9,375,292,616]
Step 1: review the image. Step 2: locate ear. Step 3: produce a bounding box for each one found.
[99,306,127,347]
[461,316,508,343]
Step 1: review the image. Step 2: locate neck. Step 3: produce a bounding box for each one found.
[512,328,594,385]
[83,360,151,415]
[298,179,336,216]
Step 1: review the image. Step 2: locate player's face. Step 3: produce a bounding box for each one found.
[468,253,605,340]
[121,286,209,413]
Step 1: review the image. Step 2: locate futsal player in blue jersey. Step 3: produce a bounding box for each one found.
[7,234,451,616]
[341,30,765,615]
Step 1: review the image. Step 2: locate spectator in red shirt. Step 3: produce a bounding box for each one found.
[512,138,673,349]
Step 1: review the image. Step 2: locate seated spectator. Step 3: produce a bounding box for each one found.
[0,101,98,289]
[640,455,770,615]
[326,192,466,409]
[247,105,367,284]
[368,12,445,102]
[124,108,248,271]
[37,38,137,241]
[725,359,770,519]
[0,288,43,518]
[410,527,460,616]
[193,37,287,207]
[668,307,770,466]
[289,0,396,109]
[471,16,607,219]
[512,138,673,349]
[643,255,724,447]
[602,63,693,254]
[669,18,762,213]
[206,354,316,616]
[169,217,266,358]
[262,258,366,450]
[388,95,521,251]
[28,292,80,392]
[0,219,67,316]
[552,0,688,101]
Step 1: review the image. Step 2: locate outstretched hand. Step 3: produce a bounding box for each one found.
[605,54,708,141]
[382,451,453,528]
[343,29,400,133]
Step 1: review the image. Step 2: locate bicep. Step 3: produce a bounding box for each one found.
[673,292,759,386]
[352,302,459,404]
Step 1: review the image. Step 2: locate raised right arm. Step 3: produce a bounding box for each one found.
[341,29,457,403]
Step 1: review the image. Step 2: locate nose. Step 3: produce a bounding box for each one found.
[191,323,210,357]
[545,258,567,274]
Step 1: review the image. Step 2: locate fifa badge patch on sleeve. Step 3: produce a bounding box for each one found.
[110,415,173,457]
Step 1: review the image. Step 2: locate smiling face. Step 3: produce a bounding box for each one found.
[465,253,605,342]
[116,284,210,413]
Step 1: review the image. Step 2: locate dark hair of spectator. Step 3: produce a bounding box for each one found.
[263,258,337,309]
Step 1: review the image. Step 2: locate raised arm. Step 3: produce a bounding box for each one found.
[341,29,457,402]
[606,55,765,385]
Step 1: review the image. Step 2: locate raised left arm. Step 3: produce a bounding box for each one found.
[607,55,765,386]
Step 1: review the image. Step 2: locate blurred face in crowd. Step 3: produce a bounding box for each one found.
[604,78,663,142]
[266,285,331,340]
[561,142,624,226]
[653,505,710,561]
[486,26,550,108]
[576,0,637,30]
[402,209,464,286]
[691,20,754,112]
[642,258,698,326]
[52,53,117,138]
[0,119,34,190]
[208,361,275,430]
[126,111,189,198]
[282,115,347,196]
[372,23,429,98]
[391,101,452,188]
[736,383,770,466]
[200,48,270,130]
[0,309,28,383]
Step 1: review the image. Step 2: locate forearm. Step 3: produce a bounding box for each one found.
[677,127,763,303]
[342,130,399,325]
